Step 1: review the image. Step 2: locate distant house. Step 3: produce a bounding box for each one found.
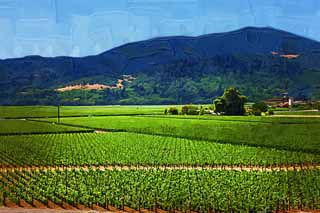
[264,93,293,108]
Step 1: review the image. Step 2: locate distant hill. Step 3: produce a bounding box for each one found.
[1,27,320,105]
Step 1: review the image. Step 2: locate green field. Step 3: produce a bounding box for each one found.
[0,119,90,135]
[42,115,320,154]
[274,110,320,116]
[146,114,320,123]
[1,105,318,118]
[0,105,319,212]
[0,105,167,118]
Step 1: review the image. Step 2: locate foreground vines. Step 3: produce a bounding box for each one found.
[0,169,319,212]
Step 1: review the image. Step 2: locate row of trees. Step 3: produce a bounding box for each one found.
[164,105,203,115]
[214,87,275,116]
[165,87,275,116]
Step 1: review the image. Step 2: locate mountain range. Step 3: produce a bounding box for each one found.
[1,27,320,105]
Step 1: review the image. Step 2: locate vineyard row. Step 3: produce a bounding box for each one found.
[0,169,319,212]
[1,133,319,167]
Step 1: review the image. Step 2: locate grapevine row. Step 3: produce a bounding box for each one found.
[0,169,319,211]
[0,133,319,167]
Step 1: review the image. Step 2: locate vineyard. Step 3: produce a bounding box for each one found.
[1,169,320,212]
[0,133,319,167]
[41,116,320,153]
[0,106,319,212]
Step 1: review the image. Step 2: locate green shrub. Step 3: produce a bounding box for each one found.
[267,109,274,115]
[245,108,252,116]
[168,107,178,115]
[181,105,188,115]
[213,98,226,114]
[208,105,215,110]
[252,109,262,116]
[251,102,269,116]
[252,102,269,113]
[181,105,199,115]
[199,108,205,115]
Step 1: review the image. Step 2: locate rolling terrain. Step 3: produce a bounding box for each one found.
[0,106,319,212]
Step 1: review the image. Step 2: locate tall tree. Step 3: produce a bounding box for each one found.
[214,87,247,115]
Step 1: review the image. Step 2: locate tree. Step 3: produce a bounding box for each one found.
[168,107,178,115]
[213,87,247,115]
[316,102,320,111]
[213,98,226,114]
[252,102,269,116]
[181,105,199,115]
[267,109,274,115]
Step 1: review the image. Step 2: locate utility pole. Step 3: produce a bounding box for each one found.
[57,105,60,123]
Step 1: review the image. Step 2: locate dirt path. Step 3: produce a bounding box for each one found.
[95,130,109,134]
[1,207,320,213]
[1,164,319,173]
[0,207,115,212]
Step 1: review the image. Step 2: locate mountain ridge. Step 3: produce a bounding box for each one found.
[3,26,319,61]
[1,27,320,105]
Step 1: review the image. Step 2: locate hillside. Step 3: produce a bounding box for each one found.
[1,27,320,105]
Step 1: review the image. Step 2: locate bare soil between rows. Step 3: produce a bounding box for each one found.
[0,207,114,212]
[1,207,320,213]
[0,164,319,173]
[1,195,320,213]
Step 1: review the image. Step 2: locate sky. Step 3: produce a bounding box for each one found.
[0,0,319,59]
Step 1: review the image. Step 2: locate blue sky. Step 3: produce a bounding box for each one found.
[0,0,319,59]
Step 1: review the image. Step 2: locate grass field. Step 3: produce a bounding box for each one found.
[0,105,319,212]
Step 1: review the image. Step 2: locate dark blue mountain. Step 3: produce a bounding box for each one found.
[98,26,320,73]
[1,27,320,105]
